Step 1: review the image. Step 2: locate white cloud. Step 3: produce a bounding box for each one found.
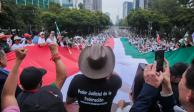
[102,0,133,24]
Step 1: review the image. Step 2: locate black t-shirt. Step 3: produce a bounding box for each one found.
[17,85,66,112]
[67,74,122,112]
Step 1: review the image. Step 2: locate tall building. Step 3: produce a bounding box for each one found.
[123,1,133,18]
[15,0,60,8]
[61,0,73,8]
[83,0,102,11]
[83,0,93,10]
[134,0,150,9]
[93,0,102,11]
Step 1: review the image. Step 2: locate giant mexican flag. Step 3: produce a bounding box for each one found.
[6,37,194,103]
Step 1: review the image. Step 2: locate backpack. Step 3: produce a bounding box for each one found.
[17,86,67,112]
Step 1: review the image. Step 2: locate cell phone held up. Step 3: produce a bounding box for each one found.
[155,50,164,72]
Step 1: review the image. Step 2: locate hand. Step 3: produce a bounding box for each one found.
[117,100,125,109]
[144,63,163,88]
[160,59,173,94]
[15,48,27,61]
[48,44,58,55]
[160,59,171,85]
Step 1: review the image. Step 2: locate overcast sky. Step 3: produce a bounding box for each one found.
[76,0,133,24]
[102,0,133,24]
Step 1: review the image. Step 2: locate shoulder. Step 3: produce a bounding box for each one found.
[107,73,122,89]
[109,73,122,84]
[39,85,63,100]
[72,74,87,81]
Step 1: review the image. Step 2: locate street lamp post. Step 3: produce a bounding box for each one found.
[148,21,152,37]
[0,0,2,13]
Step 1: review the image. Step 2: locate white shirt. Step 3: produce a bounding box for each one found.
[25,43,34,47]
[7,38,12,47]
[11,44,23,51]
[38,37,46,44]
[46,37,57,44]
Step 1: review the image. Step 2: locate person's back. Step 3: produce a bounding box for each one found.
[67,74,121,112]
[16,44,67,112]
[66,44,122,112]
[17,85,66,112]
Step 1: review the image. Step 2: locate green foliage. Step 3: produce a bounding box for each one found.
[127,9,170,35]
[126,0,194,38]
[0,1,111,36]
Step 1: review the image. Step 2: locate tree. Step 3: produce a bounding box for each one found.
[78,3,84,9]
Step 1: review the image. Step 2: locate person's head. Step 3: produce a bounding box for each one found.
[179,60,194,111]
[0,49,7,68]
[39,32,45,38]
[170,63,188,105]
[79,44,115,79]
[50,31,55,36]
[23,33,32,44]
[14,36,21,44]
[0,33,8,41]
[20,66,46,91]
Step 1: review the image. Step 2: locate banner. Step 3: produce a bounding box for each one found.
[121,38,194,66]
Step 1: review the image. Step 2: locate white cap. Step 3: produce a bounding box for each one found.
[39,32,45,35]
[14,36,21,40]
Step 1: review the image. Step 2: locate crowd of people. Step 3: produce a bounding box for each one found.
[0,29,194,112]
[0,30,113,53]
[127,34,194,53]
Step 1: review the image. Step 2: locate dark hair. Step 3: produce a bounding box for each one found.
[185,59,194,91]
[170,63,188,78]
[132,63,145,102]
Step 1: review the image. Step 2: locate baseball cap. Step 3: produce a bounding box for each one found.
[20,66,47,90]
[39,32,45,35]
[23,33,32,38]
[14,36,21,40]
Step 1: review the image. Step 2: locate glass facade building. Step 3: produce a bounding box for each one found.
[16,0,60,8]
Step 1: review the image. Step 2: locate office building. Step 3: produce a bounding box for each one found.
[83,0,102,11]
[15,0,60,8]
[123,1,133,18]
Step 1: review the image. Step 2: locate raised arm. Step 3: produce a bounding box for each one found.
[1,48,27,110]
[49,44,67,90]
[130,63,164,112]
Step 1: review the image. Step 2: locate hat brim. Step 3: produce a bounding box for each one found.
[79,46,115,79]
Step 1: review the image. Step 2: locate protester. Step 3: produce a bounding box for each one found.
[130,60,175,112]
[0,33,11,53]
[130,59,194,112]
[46,31,57,44]
[178,59,194,112]
[22,33,34,46]
[17,44,67,112]
[66,44,122,112]
[1,48,27,112]
[11,36,23,51]
[57,34,65,47]
[170,63,188,106]
[37,32,46,46]
[0,49,9,110]
[128,36,177,53]
[32,32,39,44]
